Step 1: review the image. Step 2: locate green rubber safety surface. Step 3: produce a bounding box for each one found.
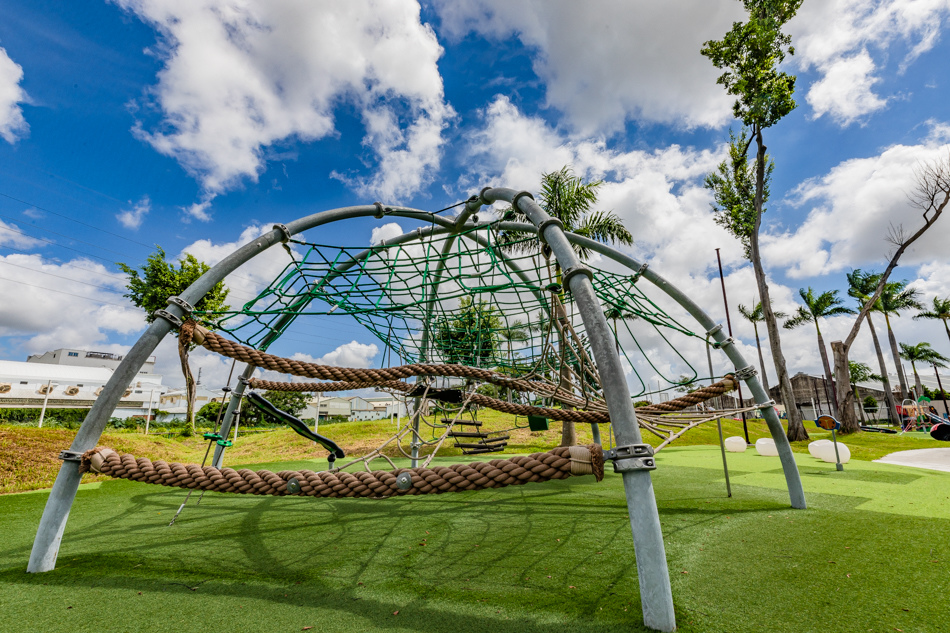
[1,447,946,633]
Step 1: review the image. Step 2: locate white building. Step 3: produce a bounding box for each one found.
[0,358,166,420]
[27,348,157,374]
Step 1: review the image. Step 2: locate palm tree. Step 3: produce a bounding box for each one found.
[503,166,633,447]
[898,342,949,402]
[848,361,875,424]
[877,282,923,400]
[847,270,900,425]
[914,296,950,348]
[497,320,529,402]
[604,306,638,352]
[737,301,786,393]
[783,288,854,416]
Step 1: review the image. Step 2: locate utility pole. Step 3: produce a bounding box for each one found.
[144,388,155,435]
[716,248,750,444]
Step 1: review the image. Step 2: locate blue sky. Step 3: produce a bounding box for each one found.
[1,0,949,390]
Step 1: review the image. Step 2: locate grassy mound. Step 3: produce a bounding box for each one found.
[1,443,947,632]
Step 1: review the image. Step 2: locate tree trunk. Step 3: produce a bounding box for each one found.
[911,362,924,402]
[831,341,860,433]
[865,314,900,425]
[852,384,868,425]
[751,131,807,441]
[884,312,909,400]
[814,324,838,416]
[753,322,770,392]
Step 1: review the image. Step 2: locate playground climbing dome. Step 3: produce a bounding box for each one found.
[28,188,808,633]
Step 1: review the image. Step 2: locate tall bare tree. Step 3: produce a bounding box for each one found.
[832,151,950,433]
[702,0,808,441]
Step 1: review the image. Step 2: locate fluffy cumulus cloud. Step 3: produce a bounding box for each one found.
[762,127,950,278]
[293,341,379,368]
[434,0,742,133]
[0,46,29,143]
[113,0,453,217]
[0,219,44,249]
[0,254,143,354]
[116,196,151,230]
[791,0,950,124]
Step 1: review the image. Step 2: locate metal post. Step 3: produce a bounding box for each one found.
[485,187,676,632]
[144,388,154,435]
[715,249,750,444]
[831,428,843,471]
[38,380,53,428]
[707,337,731,497]
[314,392,322,433]
[934,364,948,418]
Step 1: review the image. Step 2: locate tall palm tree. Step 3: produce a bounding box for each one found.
[498,320,529,402]
[847,270,900,425]
[604,306,638,352]
[876,282,923,400]
[738,301,786,393]
[784,287,854,416]
[914,296,950,348]
[898,342,949,402]
[503,166,633,447]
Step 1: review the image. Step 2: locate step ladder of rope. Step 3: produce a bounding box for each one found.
[79,444,605,498]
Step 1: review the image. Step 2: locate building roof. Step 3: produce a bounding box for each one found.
[0,359,116,383]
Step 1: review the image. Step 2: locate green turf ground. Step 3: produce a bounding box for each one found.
[1,446,947,633]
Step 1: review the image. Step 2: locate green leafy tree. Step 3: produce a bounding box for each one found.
[434,297,501,368]
[898,342,949,402]
[914,296,950,350]
[604,306,638,352]
[737,300,786,392]
[702,0,807,442]
[118,247,230,434]
[783,288,854,415]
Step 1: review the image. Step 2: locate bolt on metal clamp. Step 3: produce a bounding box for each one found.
[166,296,195,314]
[604,443,657,472]
[630,262,649,283]
[734,365,758,381]
[712,336,735,350]
[58,450,83,462]
[152,309,182,328]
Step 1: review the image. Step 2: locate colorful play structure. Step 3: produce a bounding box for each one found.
[28,189,808,632]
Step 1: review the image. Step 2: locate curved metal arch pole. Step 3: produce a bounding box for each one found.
[28,204,444,573]
[490,220,806,509]
[482,189,676,633]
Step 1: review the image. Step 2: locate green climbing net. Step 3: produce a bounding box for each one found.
[195,220,705,398]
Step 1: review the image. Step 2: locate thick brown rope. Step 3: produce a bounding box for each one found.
[638,375,738,413]
[81,445,605,498]
[246,377,610,424]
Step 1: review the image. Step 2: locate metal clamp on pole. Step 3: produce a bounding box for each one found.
[604,443,657,472]
[705,323,723,337]
[58,450,84,462]
[734,365,758,381]
[152,309,182,328]
[536,217,564,244]
[630,262,649,284]
[562,264,593,286]
[755,399,776,410]
[712,336,735,350]
[166,296,194,315]
[272,223,293,242]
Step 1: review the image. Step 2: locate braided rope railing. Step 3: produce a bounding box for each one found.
[80,445,605,498]
[637,375,738,413]
[189,323,607,413]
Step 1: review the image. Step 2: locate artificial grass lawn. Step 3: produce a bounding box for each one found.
[1,447,947,632]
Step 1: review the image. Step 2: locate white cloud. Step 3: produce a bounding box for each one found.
[791,0,950,124]
[293,341,379,368]
[0,254,141,353]
[114,0,453,211]
[434,0,741,133]
[763,130,950,277]
[0,46,28,143]
[370,222,406,246]
[0,219,44,249]
[116,196,151,230]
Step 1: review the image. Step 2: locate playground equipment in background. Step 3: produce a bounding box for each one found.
[898,397,946,433]
[816,415,845,471]
[28,190,809,633]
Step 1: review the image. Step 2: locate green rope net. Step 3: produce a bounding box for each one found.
[194,221,703,398]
